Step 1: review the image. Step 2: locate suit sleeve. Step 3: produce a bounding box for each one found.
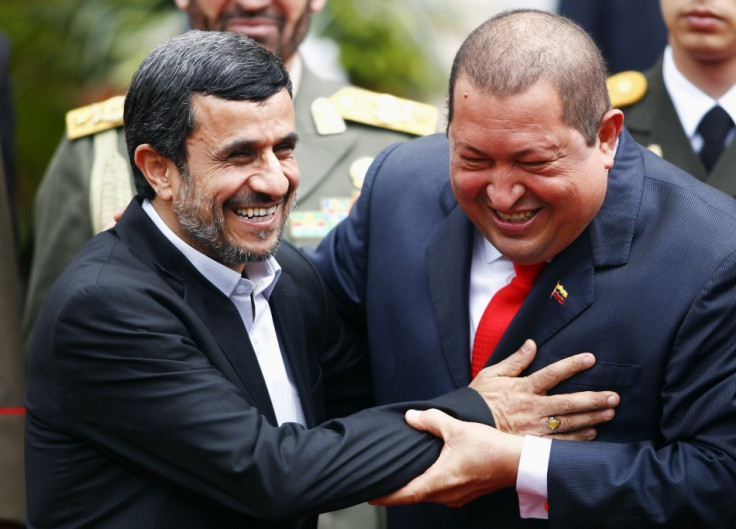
[548,250,736,528]
[36,278,492,521]
[22,135,96,350]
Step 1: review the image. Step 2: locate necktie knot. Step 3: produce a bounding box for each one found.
[698,105,733,142]
[697,105,733,173]
[512,262,546,285]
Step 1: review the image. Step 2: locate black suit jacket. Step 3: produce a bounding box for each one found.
[310,130,736,528]
[25,198,492,528]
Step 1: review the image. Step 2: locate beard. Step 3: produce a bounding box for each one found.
[173,168,296,266]
[185,0,312,63]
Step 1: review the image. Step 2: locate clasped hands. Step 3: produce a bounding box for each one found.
[371,339,619,507]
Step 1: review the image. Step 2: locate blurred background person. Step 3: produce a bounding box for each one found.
[0,145,25,529]
[558,0,667,73]
[609,0,736,195]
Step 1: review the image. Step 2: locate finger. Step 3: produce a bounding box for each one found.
[525,352,596,393]
[537,391,620,418]
[404,408,456,438]
[546,427,598,441]
[370,477,432,506]
[539,407,615,437]
[478,339,537,378]
[112,204,127,222]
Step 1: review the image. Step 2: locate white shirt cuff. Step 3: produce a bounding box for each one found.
[516,434,551,519]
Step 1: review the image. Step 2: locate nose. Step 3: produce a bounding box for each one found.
[247,152,292,199]
[485,166,525,210]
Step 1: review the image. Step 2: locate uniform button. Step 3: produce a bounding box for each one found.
[236,285,247,294]
[454,505,471,520]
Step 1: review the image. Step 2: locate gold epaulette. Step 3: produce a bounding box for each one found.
[607,71,647,108]
[65,95,125,140]
[327,87,439,136]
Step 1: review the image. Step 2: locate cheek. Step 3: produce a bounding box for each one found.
[450,171,488,202]
[283,160,300,188]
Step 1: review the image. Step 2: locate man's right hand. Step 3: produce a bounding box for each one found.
[470,339,619,440]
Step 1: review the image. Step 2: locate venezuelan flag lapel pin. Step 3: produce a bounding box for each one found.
[551,281,568,305]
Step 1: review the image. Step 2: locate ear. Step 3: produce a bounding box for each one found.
[597,108,624,169]
[174,0,189,10]
[310,0,327,14]
[134,144,180,202]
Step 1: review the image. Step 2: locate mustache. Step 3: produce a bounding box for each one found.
[225,7,283,22]
[225,193,285,209]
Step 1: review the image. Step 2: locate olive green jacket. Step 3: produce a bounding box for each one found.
[621,60,736,197]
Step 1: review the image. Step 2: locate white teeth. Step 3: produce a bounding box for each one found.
[235,205,278,220]
[496,210,535,222]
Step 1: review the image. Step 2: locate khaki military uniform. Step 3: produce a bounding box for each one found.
[609,62,736,196]
[0,146,25,524]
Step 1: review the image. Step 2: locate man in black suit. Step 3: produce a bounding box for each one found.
[25,30,617,528]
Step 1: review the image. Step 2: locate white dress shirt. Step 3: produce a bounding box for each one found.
[469,231,550,519]
[142,200,306,426]
[663,45,736,152]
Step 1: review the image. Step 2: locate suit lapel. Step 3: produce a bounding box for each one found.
[116,199,279,425]
[182,279,279,426]
[426,188,475,388]
[706,141,736,196]
[626,64,707,180]
[268,271,319,427]
[490,235,594,364]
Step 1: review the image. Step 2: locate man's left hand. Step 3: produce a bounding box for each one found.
[370,408,523,507]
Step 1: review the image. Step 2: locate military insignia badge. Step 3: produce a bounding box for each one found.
[66,95,125,140]
[311,97,347,136]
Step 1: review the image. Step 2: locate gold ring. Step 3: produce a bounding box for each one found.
[545,416,561,433]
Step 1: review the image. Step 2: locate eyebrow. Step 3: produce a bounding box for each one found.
[219,132,300,155]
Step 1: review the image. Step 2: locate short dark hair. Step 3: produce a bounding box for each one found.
[447,9,610,145]
[124,30,293,199]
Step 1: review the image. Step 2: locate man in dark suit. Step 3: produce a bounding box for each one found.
[25,29,618,528]
[310,9,736,528]
[609,0,736,195]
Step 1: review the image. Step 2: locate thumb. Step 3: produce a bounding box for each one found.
[405,408,455,439]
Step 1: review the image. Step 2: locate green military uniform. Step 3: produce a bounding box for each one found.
[609,61,736,196]
[0,146,25,524]
[23,64,437,349]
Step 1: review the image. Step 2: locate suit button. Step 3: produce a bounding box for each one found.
[454,505,471,520]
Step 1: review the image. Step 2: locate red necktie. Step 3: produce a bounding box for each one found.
[470,262,546,377]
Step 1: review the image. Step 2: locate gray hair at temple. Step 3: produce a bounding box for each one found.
[447,9,610,146]
[124,30,293,199]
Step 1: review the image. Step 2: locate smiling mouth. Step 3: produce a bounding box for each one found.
[234,205,279,222]
[495,209,538,222]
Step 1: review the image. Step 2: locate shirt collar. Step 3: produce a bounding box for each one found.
[663,45,736,138]
[142,199,281,299]
[478,231,505,265]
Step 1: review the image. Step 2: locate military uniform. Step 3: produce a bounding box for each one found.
[608,61,736,196]
[0,146,25,525]
[23,63,437,349]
